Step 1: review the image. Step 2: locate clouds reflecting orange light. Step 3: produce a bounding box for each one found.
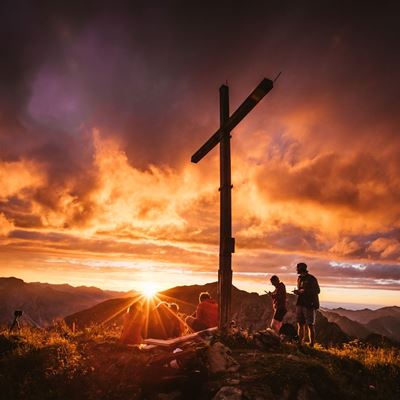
[1,128,399,307]
[1,2,400,308]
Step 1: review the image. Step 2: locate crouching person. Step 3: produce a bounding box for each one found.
[186,292,218,332]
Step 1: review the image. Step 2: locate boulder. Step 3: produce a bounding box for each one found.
[213,386,243,400]
[296,384,319,400]
[253,329,281,349]
[207,342,240,374]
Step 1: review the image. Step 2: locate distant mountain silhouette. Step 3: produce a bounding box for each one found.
[6,277,395,345]
[0,277,128,327]
[365,315,400,342]
[363,332,398,347]
[330,306,400,324]
[320,309,372,339]
[314,312,350,344]
[326,306,400,342]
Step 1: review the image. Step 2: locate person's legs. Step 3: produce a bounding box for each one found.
[308,324,315,347]
[276,319,283,332]
[192,319,208,332]
[270,319,281,333]
[272,308,286,333]
[296,306,306,344]
[304,308,316,346]
[297,323,306,344]
[186,316,208,332]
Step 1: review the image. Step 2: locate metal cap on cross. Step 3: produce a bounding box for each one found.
[191,78,274,330]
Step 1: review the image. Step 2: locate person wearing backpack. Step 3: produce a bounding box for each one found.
[293,262,320,347]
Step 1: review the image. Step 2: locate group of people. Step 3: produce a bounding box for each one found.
[267,262,320,346]
[120,262,320,347]
[120,291,218,345]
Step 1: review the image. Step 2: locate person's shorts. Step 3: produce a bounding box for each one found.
[296,305,316,325]
[273,308,287,322]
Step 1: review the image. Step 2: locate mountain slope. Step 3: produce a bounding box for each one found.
[65,281,350,344]
[331,306,400,324]
[65,296,140,327]
[365,316,400,342]
[320,309,372,339]
[0,277,126,327]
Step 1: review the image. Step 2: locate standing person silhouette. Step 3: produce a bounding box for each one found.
[267,275,287,334]
[293,263,320,347]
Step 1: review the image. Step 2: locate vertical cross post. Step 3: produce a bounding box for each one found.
[218,84,233,330]
[190,78,274,331]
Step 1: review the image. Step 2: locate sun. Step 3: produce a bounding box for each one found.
[140,282,158,299]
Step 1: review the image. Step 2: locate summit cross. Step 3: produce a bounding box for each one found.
[191,78,274,329]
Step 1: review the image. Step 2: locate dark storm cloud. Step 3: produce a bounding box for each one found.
[1,1,288,222]
[0,1,266,160]
[2,0,399,167]
[329,261,400,280]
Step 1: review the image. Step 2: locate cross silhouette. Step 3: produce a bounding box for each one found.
[191,78,274,329]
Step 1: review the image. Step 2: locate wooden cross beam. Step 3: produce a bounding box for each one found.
[191,79,273,163]
[191,78,274,330]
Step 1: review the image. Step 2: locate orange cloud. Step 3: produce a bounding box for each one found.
[0,159,44,198]
[0,213,14,236]
[329,237,362,257]
[367,238,400,260]
[2,129,400,269]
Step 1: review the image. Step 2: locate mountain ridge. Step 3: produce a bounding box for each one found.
[0,276,128,327]
[65,281,351,345]
[3,277,399,344]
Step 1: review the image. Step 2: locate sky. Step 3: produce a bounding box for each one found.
[1,1,400,308]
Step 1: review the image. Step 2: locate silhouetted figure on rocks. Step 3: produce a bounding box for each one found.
[293,262,320,347]
[186,292,218,332]
[267,275,287,334]
[169,302,185,337]
[9,310,23,333]
[120,303,144,345]
[169,303,179,313]
[146,301,182,340]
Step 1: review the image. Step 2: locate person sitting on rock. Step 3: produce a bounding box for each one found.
[168,302,185,337]
[169,303,179,314]
[186,292,218,332]
[267,275,287,334]
[145,301,182,339]
[120,303,144,345]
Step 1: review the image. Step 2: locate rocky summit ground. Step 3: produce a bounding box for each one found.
[1,326,399,400]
